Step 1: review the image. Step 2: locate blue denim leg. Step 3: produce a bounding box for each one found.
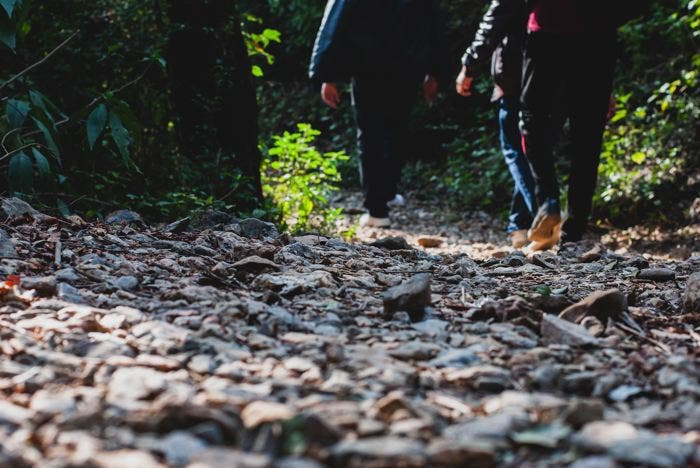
[499,96,538,232]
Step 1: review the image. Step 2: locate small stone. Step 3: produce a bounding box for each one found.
[373,391,415,423]
[637,268,676,282]
[241,401,294,428]
[105,210,144,226]
[92,450,165,468]
[370,236,412,251]
[106,367,169,406]
[609,435,695,467]
[233,256,280,275]
[573,421,638,452]
[276,458,324,468]
[237,218,278,240]
[20,276,57,296]
[383,273,431,321]
[389,341,441,361]
[443,413,531,447]
[608,385,643,402]
[417,237,443,248]
[55,267,81,282]
[159,431,207,465]
[57,282,85,303]
[113,275,139,291]
[541,315,599,347]
[30,389,76,415]
[569,456,618,468]
[562,399,604,428]
[331,437,426,467]
[426,439,495,468]
[189,449,272,468]
[559,289,627,323]
[683,272,700,312]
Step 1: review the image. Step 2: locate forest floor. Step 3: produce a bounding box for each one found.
[0,194,699,467]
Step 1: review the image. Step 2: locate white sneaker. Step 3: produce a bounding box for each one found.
[359,213,391,228]
[387,194,406,207]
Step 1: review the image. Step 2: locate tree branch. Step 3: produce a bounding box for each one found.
[0,31,80,94]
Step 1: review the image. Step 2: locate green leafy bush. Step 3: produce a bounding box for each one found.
[262,123,348,233]
[595,0,700,222]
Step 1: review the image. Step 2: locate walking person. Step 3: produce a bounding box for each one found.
[519,0,648,246]
[456,0,543,249]
[309,0,447,228]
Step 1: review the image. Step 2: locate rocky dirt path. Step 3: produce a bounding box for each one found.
[0,195,699,467]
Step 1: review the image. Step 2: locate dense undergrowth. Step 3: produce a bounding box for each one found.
[0,0,698,232]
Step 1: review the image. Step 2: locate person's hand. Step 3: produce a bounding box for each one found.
[424,75,439,103]
[321,82,340,109]
[456,66,474,97]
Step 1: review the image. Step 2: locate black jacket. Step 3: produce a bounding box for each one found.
[461,0,650,98]
[461,0,527,99]
[309,0,448,84]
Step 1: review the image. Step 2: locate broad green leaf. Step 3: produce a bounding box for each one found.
[29,90,64,121]
[6,99,29,128]
[0,0,19,17]
[631,152,647,164]
[0,9,15,50]
[108,100,141,147]
[251,65,263,77]
[108,111,130,162]
[86,103,108,150]
[31,116,60,156]
[31,147,50,176]
[8,151,33,194]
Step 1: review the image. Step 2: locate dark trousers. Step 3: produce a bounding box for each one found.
[499,96,537,232]
[352,75,419,218]
[520,32,616,235]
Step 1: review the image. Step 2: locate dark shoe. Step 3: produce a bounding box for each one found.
[528,199,562,243]
[560,230,583,244]
[561,217,584,243]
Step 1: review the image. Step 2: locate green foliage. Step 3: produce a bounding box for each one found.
[262,123,348,233]
[243,14,281,77]
[595,0,700,222]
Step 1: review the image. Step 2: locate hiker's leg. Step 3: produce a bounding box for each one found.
[520,33,566,206]
[384,77,420,204]
[500,96,537,232]
[352,77,390,218]
[564,38,616,239]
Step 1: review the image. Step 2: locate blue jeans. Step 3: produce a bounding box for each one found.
[499,96,537,232]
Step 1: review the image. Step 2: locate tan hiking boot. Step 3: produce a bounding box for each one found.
[528,199,562,243]
[527,222,562,252]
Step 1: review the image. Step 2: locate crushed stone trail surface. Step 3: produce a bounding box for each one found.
[0,195,699,467]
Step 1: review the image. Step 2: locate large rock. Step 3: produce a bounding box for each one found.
[383,273,431,321]
[541,315,599,347]
[559,289,627,323]
[1,197,45,220]
[683,272,700,312]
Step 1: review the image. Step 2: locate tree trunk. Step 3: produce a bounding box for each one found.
[167,0,263,207]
